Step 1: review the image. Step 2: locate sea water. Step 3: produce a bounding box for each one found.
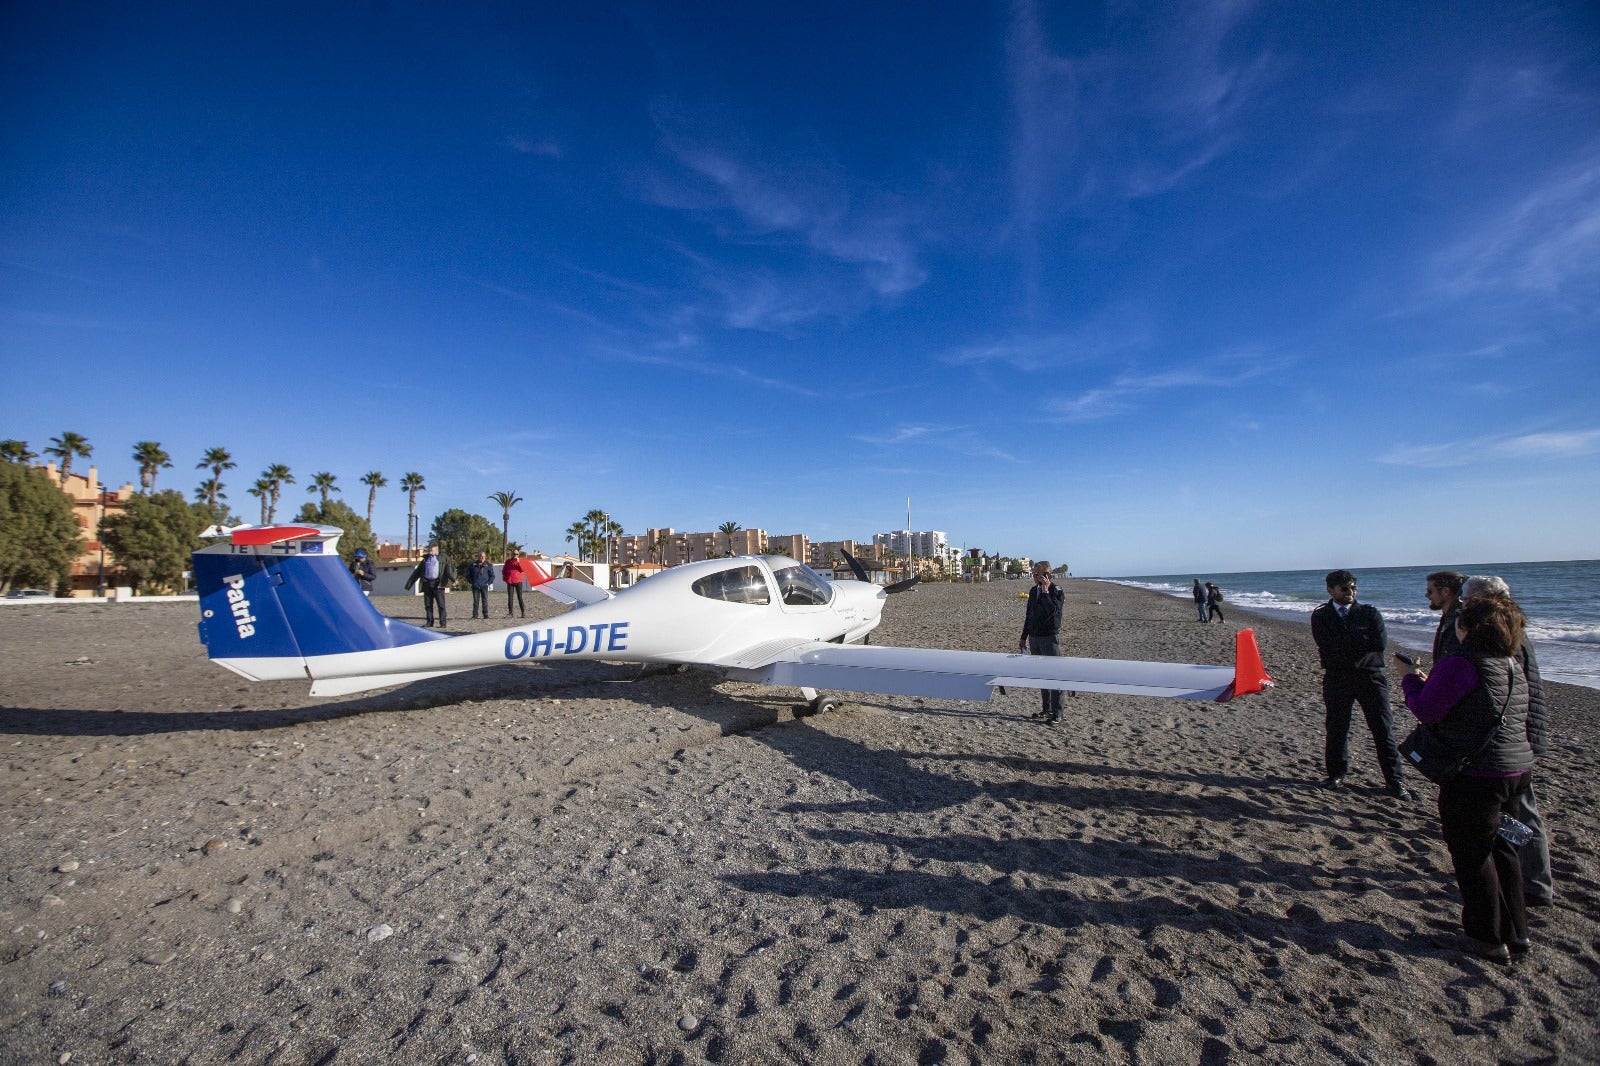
[1106,560,1600,690]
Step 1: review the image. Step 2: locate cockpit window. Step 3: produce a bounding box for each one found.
[691,565,771,605]
[773,563,833,607]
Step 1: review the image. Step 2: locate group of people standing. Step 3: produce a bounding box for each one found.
[349,546,539,629]
[1312,567,1551,965]
[1190,578,1225,622]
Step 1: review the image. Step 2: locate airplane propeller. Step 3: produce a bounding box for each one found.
[841,549,919,595]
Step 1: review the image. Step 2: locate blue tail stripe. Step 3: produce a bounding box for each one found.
[195,550,443,660]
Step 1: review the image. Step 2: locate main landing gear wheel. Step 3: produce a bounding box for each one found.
[807,695,841,716]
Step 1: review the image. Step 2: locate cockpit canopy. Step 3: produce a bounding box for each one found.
[689,558,834,607]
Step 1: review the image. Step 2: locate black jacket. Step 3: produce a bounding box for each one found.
[1021,582,1064,640]
[405,556,454,591]
[1433,603,1463,661]
[1311,600,1387,673]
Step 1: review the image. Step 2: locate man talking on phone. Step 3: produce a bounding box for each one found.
[1311,570,1411,800]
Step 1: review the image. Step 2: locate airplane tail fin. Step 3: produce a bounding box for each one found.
[1218,628,1274,702]
[193,525,445,684]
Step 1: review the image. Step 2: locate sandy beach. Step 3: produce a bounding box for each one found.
[2,579,1596,1064]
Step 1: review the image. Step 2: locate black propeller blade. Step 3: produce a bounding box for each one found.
[883,574,920,595]
[841,549,919,595]
[840,549,870,583]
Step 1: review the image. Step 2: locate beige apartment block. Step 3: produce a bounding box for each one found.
[40,462,138,596]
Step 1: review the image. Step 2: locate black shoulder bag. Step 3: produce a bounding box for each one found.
[1399,662,1516,784]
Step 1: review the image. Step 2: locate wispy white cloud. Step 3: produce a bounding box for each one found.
[1044,349,1291,422]
[944,310,1156,372]
[1428,149,1600,302]
[852,422,1017,462]
[1379,428,1600,468]
[643,103,927,324]
[504,135,564,159]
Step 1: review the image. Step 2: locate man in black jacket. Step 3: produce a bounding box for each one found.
[1427,569,1465,661]
[1019,561,1066,724]
[405,544,454,628]
[1311,569,1409,799]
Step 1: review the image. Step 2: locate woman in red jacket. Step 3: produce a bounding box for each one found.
[502,550,527,618]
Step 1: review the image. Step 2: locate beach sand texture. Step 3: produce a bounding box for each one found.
[2,579,1596,1064]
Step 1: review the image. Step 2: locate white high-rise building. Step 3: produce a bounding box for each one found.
[873,529,960,568]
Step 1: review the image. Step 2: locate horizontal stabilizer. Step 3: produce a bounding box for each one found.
[309,668,470,697]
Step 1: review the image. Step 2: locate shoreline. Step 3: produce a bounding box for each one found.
[1,577,1596,1063]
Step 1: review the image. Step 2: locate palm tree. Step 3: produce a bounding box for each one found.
[602,518,624,566]
[565,520,590,562]
[247,478,272,524]
[488,491,523,557]
[718,520,743,557]
[132,441,172,494]
[260,464,294,523]
[399,472,426,555]
[648,532,670,566]
[44,431,92,483]
[308,471,339,507]
[0,439,37,463]
[195,447,234,512]
[360,471,387,528]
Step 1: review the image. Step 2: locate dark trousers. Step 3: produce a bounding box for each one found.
[1512,780,1553,903]
[1322,670,1401,783]
[422,583,447,627]
[1439,773,1530,946]
[471,587,490,618]
[507,582,525,617]
[1207,602,1224,622]
[1028,634,1064,716]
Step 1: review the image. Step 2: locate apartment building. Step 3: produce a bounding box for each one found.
[40,462,138,596]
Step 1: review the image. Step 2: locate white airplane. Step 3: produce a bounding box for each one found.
[192,524,1272,710]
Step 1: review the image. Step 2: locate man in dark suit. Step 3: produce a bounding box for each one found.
[1019,561,1066,724]
[1311,569,1410,799]
[405,544,454,628]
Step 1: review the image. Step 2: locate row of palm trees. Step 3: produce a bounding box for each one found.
[6,433,754,565]
[1,433,530,557]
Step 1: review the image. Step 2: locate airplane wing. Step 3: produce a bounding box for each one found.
[726,628,1271,703]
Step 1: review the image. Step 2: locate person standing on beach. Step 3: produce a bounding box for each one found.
[349,548,375,596]
[1400,592,1535,963]
[503,549,527,618]
[1461,575,1554,908]
[1427,570,1465,661]
[1205,582,1225,622]
[405,544,453,628]
[467,551,495,620]
[1019,561,1065,724]
[1192,579,1208,622]
[1311,570,1410,799]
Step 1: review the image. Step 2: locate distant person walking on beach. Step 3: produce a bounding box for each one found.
[503,549,528,618]
[1311,570,1410,799]
[1462,575,1554,908]
[1427,570,1465,661]
[1400,592,1536,963]
[405,544,453,628]
[467,551,495,620]
[1019,561,1065,724]
[1192,579,1208,622]
[1205,582,1225,622]
[349,549,375,596]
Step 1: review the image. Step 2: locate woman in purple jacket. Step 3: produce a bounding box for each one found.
[1401,593,1535,964]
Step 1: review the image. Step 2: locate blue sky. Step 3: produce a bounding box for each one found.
[4,2,1597,575]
